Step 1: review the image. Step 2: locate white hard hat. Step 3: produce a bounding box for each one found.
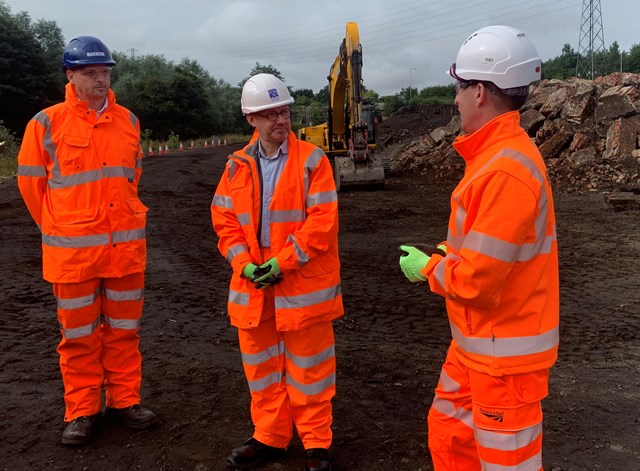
[241,73,294,114]
[448,25,541,91]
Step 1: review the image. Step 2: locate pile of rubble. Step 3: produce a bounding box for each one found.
[384,73,640,193]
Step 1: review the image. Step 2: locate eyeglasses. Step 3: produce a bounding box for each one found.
[255,109,291,121]
[78,68,112,79]
[454,80,478,93]
[449,63,476,94]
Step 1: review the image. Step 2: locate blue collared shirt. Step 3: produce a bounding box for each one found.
[258,140,288,247]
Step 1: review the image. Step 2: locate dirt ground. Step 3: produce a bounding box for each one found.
[1,140,639,471]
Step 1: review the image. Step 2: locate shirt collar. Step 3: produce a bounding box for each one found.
[96,98,109,118]
[258,139,288,160]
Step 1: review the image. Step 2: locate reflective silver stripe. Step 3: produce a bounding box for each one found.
[248,371,283,392]
[101,315,141,330]
[226,243,248,263]
[102,166,136,179]
[438,367,461,393]
[112,228,145,243]
[303,148,325,197]
[135,157,142,169]
[476,423,542,452]
[433,253,459,291]
[129,111,138,128]
[56,288,100,310]
[104,287,144,302]
[451,323,559,358]
[285,344,335,369]
[48,169,102,189]
[270,209,305,223]
[307,190,337,207]
[237,212,251,226]
[62,316,100,339]
[286,234,310,267]
[42,233,109,248]
[432,396,473,429]
[227,160,238,179]
[242,341,284,366]
[18,165,47,177]
[212,194,233,209]
[287,371,335,396]
[276,284,341,310]
[460,230,555,263]
[229,289,249,306]
[34,112,63,183]
[480,450,542,471]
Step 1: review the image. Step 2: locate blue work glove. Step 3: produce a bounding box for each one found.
[398,244,446,283]
[253,258,280,283]
[242,263,258,279]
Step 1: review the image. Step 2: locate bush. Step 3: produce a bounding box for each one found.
[0,123,20,178]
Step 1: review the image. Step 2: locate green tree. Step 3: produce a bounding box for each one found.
[626,43,640,73]
[542,43,578,79]
[0,1,64,134]
[239,63,285,87]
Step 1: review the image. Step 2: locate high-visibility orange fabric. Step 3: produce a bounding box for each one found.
[54,272,144,421]
[17,82,147,284]
[238,297,336,450]
[428,347,547,471]
[211,131,343,331]
[424,111,559,376]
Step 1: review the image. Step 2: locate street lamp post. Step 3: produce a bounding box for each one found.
[409,67,416,101]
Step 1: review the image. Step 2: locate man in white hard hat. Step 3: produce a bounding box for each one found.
[211,73,343,471]
[398,25,559,470]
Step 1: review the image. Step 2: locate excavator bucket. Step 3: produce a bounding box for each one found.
[334,153,386,191]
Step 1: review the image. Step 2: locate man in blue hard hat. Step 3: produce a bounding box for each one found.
[17,35,158,446]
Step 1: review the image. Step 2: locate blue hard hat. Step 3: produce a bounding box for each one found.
[62,36,116,71]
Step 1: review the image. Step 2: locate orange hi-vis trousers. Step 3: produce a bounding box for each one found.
[237,288,336,450]
[53,272,145,421]
[427,347,549,471]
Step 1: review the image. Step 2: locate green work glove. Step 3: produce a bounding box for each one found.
[253,258,280,283]
[242,263,258,279]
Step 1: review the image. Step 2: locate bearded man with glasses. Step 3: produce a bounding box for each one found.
[211,73,342,471]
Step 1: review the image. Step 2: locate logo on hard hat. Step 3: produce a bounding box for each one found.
[87,52,106,57]
[268,88,280,101]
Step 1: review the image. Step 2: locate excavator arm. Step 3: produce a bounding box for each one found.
[299,22,386,190]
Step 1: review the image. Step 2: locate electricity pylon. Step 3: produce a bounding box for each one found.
[576,0,605,79]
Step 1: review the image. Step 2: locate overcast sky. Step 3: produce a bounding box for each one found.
[6,0,638,96]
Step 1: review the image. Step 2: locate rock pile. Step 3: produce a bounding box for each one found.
[384,73,640,193]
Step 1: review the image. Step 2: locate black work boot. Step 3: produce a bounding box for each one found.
[61,413,100,446]
[305,448,332,471]
[106,404,159,430]
[227,437,287,469]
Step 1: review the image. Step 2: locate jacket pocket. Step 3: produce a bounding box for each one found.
[127,198,149,214]
[51,207,99,225]
[127,198,149,226]
[60,135,91,174]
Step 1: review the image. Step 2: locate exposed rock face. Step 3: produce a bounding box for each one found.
[381,73,640,192]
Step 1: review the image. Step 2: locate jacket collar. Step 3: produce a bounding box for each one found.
[64,82,115,117]
[452,110,523,164]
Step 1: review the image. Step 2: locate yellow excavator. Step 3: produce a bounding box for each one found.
[298,22,387,191]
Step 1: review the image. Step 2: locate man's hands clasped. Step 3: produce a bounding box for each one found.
[399,243,446,283]
[242,258,282,289]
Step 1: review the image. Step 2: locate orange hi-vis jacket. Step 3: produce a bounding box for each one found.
[424,111,559,376]
[17,83,147,283]
[211,131,344,331]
